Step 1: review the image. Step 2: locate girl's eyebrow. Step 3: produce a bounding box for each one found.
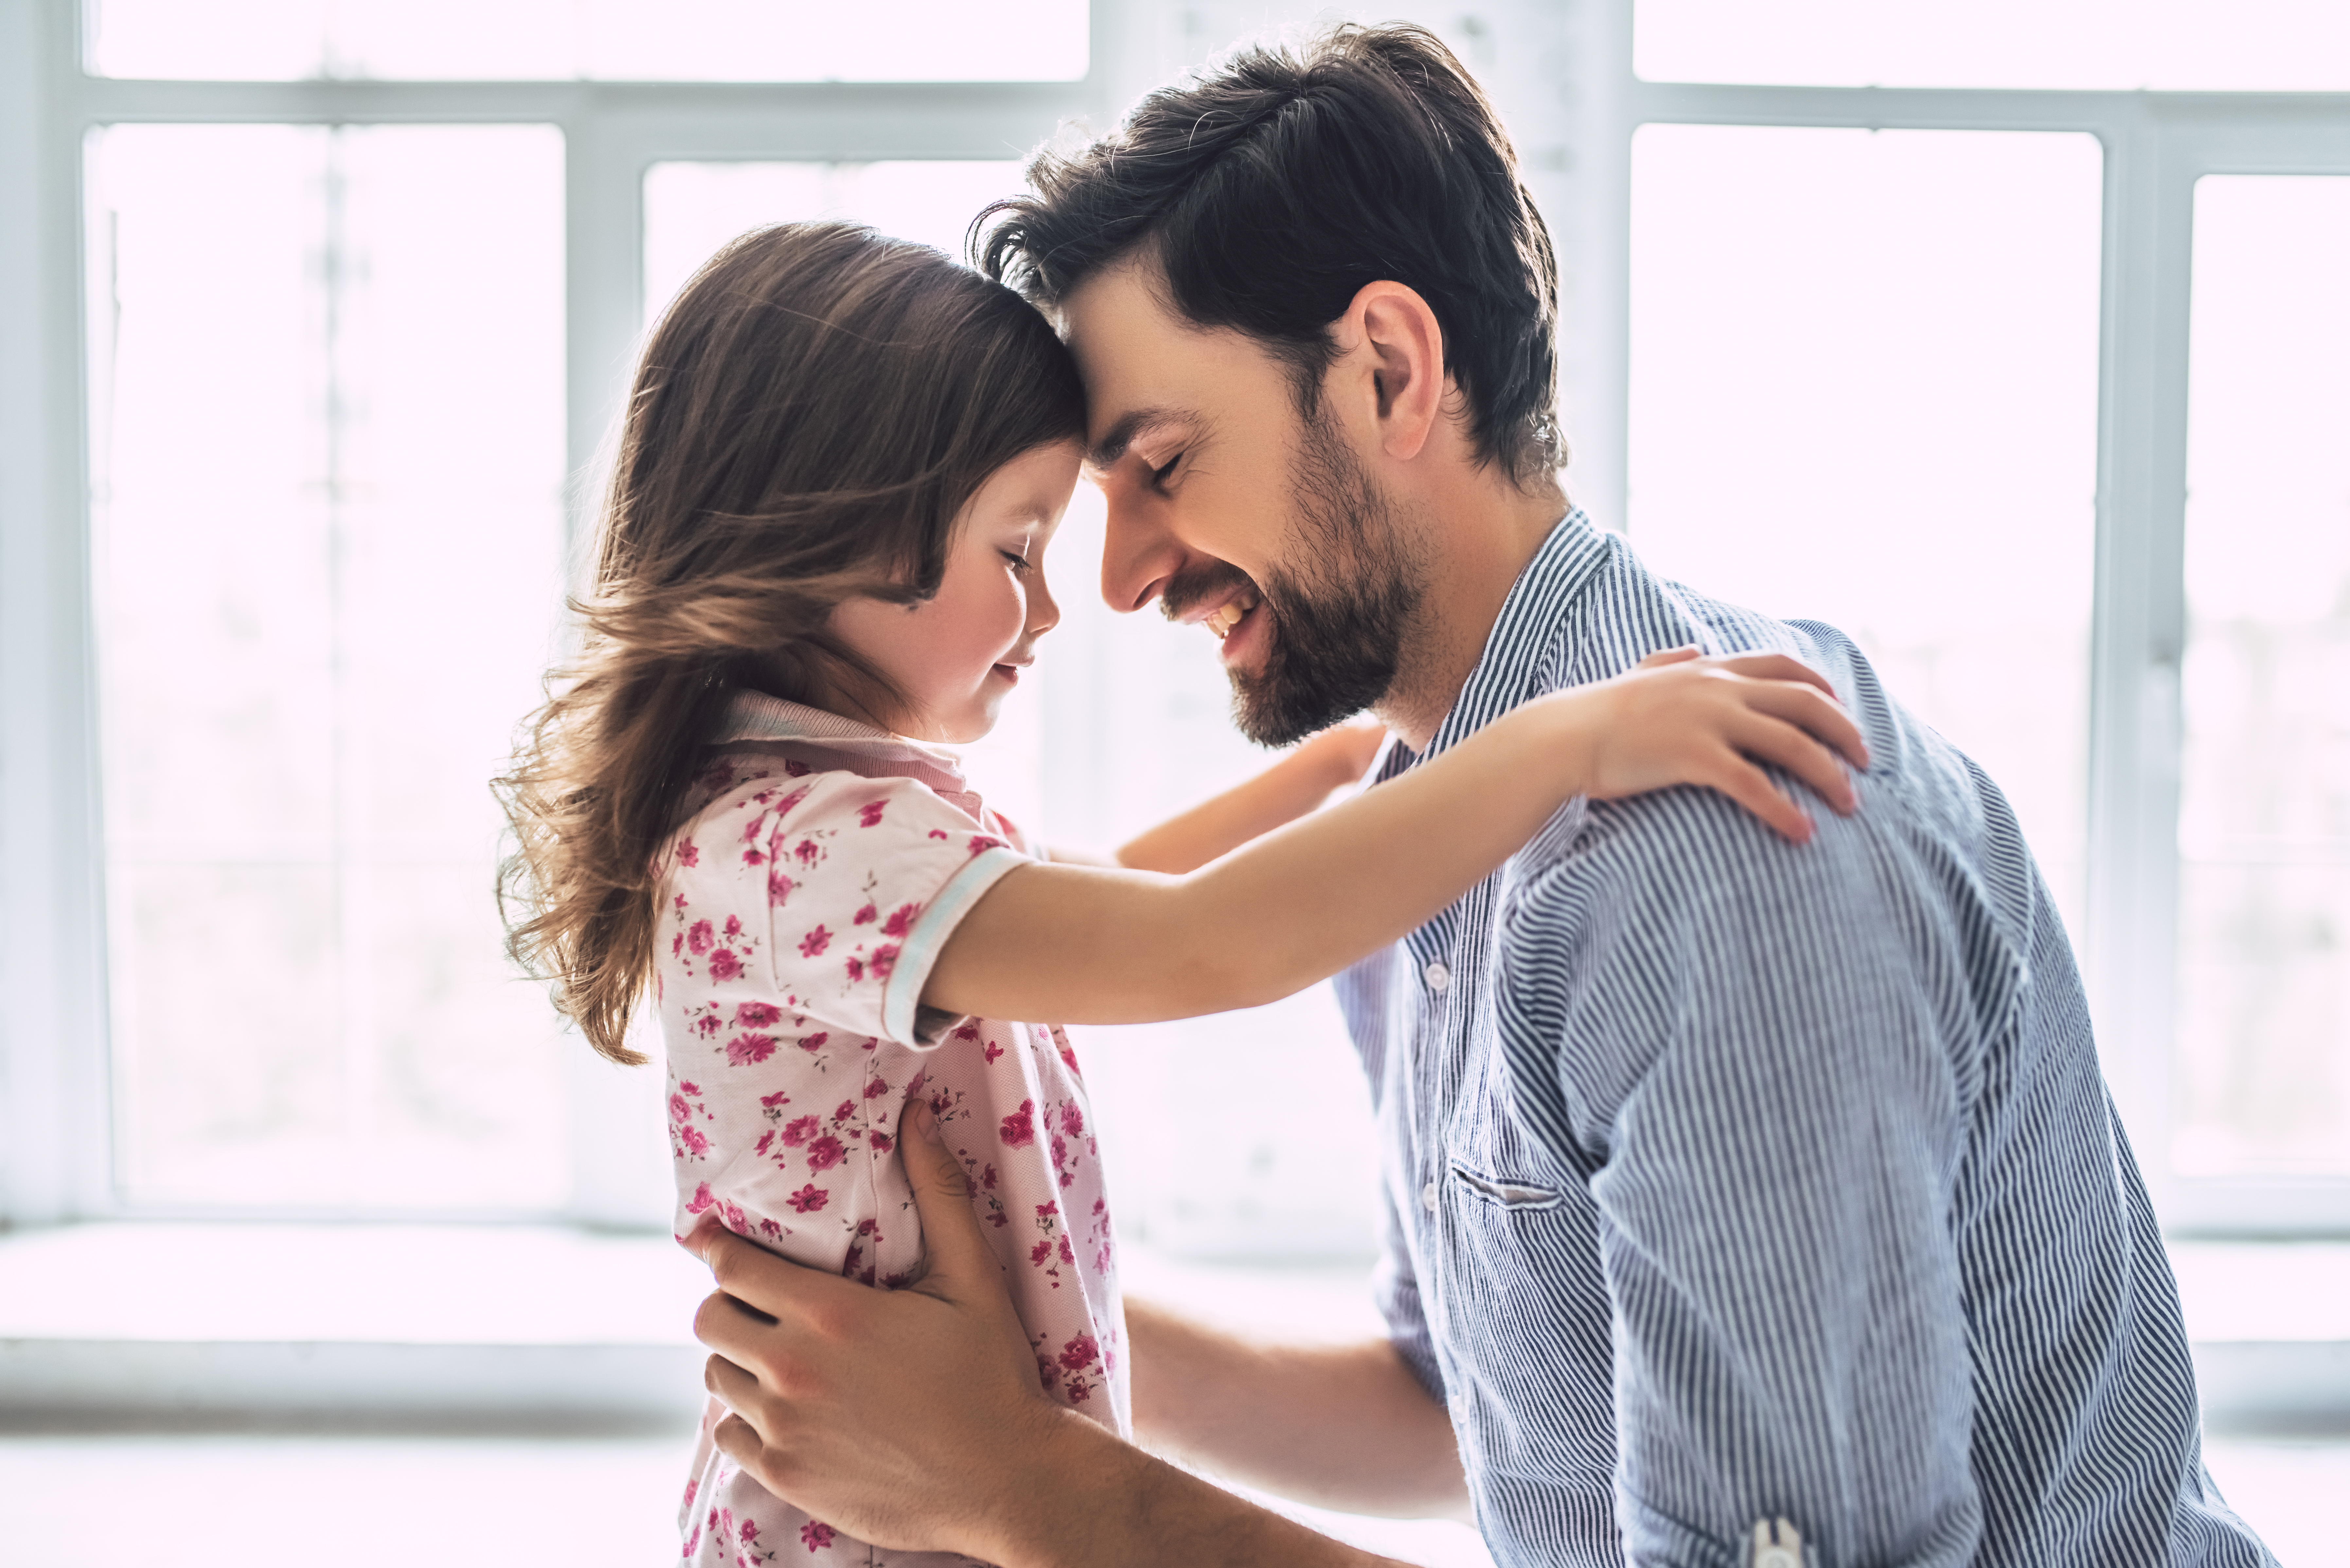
[1085,407,1200,471]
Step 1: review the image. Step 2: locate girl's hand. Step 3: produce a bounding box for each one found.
[1571,646,1871,844]
[1114,716,1389,874]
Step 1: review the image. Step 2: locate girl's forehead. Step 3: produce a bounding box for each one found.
[963,441,1081,531]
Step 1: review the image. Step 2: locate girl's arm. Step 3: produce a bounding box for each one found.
[1113,719,1387,875]
[924,649,1868,1027]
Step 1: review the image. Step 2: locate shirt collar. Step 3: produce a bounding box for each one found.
[1402,508,1614,769]
[1362,510,1610,966]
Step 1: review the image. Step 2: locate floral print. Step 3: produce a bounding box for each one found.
[662,693,1127,1567]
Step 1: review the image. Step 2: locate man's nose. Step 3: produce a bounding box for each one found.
[1098,487,1183,616]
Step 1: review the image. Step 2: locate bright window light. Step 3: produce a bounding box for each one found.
[1635,0,2350,91]
[1625,125,2104,939]
[642,160,1030,327]
[86,0,1089,81]
[2174,176,2350,1179]
[86,123,571,1210]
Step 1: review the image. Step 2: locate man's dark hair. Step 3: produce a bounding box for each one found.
[979,23,1564,488]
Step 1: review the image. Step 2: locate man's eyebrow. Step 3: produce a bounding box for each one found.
[1085,408,1197,471]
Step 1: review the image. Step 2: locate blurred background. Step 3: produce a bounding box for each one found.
[2,0,2347,1562]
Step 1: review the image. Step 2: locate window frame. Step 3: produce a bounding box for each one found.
[6,0,2348,1234]
[0,0,1105,1225]
[1544,0,2350,1234]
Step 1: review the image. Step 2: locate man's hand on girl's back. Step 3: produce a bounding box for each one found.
[686,1097,1062,1559]
[683,1101,1414,1568]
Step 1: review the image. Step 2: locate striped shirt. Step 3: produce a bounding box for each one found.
[1331,513,2273,1567]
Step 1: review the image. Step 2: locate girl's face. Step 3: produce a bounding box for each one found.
[827,439,1079,744]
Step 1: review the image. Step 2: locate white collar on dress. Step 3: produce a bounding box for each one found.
[715,690,981,818]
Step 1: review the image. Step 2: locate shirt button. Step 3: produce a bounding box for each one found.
[1424,961,1451,994]
[1421,1180,1440,1215]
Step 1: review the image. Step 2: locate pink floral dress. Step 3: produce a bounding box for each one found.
[661,692,1127,1567]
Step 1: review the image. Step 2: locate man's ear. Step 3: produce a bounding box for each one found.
[1332,280,1447,463]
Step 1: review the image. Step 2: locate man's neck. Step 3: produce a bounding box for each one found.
[1374,477,1571,752]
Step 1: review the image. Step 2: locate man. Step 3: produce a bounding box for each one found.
[685,25,2272,1567]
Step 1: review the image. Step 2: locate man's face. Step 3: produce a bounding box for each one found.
[1062,261,1425,747]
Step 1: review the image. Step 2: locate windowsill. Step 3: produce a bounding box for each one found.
[1,1224,2344,1427]
[0,1222,706,1346]
[0,1222,710,1423]
[2168,1239,2350,1343]
[2169,1239,2350,1433]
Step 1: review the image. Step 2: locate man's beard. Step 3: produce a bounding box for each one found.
[1165,400,1425,748]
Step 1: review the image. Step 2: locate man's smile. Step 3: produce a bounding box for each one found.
[1201,594,1253,640]
[1164,569,1270,664]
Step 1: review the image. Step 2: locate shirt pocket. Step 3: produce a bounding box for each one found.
[1449,1161,1564,1212]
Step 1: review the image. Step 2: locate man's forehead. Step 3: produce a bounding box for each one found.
[1067,273,1257,461]
[1064,258,1301,466]
[1065,265,1187,409]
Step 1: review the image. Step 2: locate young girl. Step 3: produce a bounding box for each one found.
[498,223,1864,1567]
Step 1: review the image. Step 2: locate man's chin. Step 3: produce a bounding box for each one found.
[1212,568,1408,746]
[1228,692,1304,749]
[1227,657,1376,749]
[1219,613,1301,746]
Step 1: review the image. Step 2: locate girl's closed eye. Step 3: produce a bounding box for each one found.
[1149,450,1184,490]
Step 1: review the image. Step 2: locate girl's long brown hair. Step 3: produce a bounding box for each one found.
[498,223,1087,1063]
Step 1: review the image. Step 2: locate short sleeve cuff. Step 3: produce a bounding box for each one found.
[879,843,1031,1047]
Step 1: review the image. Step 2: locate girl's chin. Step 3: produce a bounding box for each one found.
[919,693,1007,747]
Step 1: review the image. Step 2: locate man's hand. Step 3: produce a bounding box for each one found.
[687,1096,1423,1568]
[686,1094,1065,1558]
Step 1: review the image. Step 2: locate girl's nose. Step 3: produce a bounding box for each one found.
[1028,566,1062,638]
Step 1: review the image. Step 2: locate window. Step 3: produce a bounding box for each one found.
[2,0,1096,1225]
[87,121,569,1209]
[2175,176,2350,1182]
[1593,0,2350,1231]
[10,0,1384,1248]
[87,0,1088,82]
[1634,0,2350,92]
[642,161,1030,328]
[7,0,2348,1240]
[1627,123,2103,935]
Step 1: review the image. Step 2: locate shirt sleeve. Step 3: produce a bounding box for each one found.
[1506,791,1989,1567]
[740,771,1029,1048]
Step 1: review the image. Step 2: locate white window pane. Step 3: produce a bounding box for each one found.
[1636,0,2350,91]
[1626,126,2102,941]
[2174,176,2350,1180]
[87,0,1086,81]
[642,160,1029,329]
[582,0,1085,80]
[88,123,570,1210]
